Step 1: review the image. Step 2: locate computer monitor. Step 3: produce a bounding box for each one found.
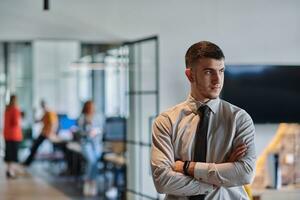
[58,114,77,130]
[103,117,126,141]
[57,114,77,141]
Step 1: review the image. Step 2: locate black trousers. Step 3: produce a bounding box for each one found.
[4,141,20,162]
[189,195,206,200]
[24,134,46,166]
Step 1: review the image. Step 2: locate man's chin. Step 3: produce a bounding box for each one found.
[208,93,220,99]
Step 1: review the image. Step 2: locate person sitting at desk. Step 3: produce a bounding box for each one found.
[78,100,103,197]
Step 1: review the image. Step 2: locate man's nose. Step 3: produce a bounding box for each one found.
[212,73,221,83]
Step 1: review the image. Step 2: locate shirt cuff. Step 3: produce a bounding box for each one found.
[194,162,210,181]
[194,163,215,194]
[199,181,214,195]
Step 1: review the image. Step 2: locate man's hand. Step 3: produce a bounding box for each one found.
[173,144,247,176]
[173,160,184,173]
[173,161,196,177]
[228,144,247,162]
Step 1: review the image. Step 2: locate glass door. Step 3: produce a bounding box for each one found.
[125,36,160,200]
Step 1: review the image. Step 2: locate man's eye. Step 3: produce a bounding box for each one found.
[205,71,212,75]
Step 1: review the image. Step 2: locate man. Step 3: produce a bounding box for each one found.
[23,100,58,166]
[151,41,256,199]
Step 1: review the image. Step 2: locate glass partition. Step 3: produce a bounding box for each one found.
[125,36,160,200]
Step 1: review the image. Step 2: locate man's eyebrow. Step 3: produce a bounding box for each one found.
[202,67,221,71]
[202,67,214,71]
[202,67,225,71]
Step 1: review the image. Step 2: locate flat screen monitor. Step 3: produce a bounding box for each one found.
[222,65,300,123]
[103,117,126,141]
[58,114,77,130]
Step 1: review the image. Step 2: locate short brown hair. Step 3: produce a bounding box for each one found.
[185,41,225,68]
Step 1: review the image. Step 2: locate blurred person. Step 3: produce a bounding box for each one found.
[78,100,103,197]
[3,95,23,178]
[23,100,58,166]
[151,41,256,199]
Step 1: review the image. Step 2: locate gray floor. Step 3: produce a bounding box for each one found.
[0,160,107,200]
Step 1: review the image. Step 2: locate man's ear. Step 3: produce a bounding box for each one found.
[185,68,194,82]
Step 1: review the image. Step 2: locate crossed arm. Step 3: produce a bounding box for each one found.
[173,143,253,187]
[151,116,213,195]
[151,114,256,195]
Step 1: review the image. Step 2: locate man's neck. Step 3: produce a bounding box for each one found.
[190,92,210,103]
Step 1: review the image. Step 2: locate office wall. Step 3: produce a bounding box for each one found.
[109,0,300,110]
[33,41,80,118]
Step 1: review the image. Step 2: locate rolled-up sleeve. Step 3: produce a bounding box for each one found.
[194,111,256,187]
[151,114,213,195]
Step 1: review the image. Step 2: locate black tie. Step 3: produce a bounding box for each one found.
[189,105,210,200]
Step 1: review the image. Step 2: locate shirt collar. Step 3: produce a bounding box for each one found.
[186,94,220,114]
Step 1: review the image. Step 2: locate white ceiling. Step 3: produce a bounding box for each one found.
[2,0,300,47]
[0,0,148,42]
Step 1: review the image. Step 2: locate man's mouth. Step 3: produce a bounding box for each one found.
[211,86,221,90]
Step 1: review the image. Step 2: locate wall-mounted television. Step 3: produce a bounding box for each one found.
[222,65,300,123]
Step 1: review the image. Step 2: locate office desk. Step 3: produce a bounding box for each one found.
[65,141,126,175]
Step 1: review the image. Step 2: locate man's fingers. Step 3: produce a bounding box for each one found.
[236,153,245,160]
[231,148,247,161]
[234,149,247,158]
[229,145,247,162]
[234,144,247,153]
[231,146,247,155]
[234,147,247,154]
[232,147,247,157]
[228,144,248,162]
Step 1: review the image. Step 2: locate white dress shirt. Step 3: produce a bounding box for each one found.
[151,95,256,199]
